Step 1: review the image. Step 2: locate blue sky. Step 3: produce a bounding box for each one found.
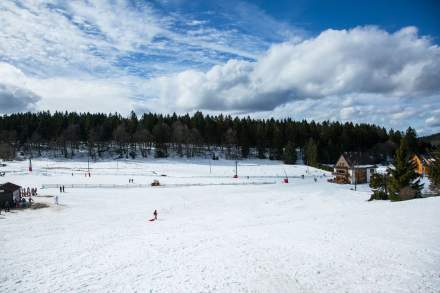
[0,0,439,135]
[254,0,440,36]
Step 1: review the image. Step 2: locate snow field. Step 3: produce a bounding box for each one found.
[1,159,439,292]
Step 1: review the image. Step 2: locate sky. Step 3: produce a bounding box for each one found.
[0,0,439,135]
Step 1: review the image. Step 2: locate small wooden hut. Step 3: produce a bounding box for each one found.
[0,182,21,208]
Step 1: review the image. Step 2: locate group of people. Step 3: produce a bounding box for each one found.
[15,196,33,208]
[70,172,91,177]
[128,178,135,183]
[15,187,36,209]
[20,187,38,197]
[59,186,66,193]
[300,174,326,182]
[0,195,34,215]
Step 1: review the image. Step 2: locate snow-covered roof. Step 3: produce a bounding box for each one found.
[0,182,21,192]
[353,165,376,168]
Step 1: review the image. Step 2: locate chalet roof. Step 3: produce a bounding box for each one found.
[413,154,435,165]
[341,152,377,167]
[421,154,435,164]
[0,182,21,192]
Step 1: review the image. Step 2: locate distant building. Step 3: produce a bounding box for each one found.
[334,152,377,184]
[411,154,434,177]
[0,182,21,208]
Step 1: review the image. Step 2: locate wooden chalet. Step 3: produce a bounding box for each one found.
[0,182,21,208]
[334,152,377,184]
[411,154,434,177]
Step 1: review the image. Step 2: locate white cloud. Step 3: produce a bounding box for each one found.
[66,0,162,52]
[146,26,440,113]
[0,63,41,112]
[0,0,282,114]
[426,115,440,127]
[30,78,137,114]
[0,62,138,114]
[0,0,267,79]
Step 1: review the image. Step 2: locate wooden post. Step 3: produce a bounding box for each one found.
[353,161,357,191]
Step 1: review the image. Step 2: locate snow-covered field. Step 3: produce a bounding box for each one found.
[1,159,439,292]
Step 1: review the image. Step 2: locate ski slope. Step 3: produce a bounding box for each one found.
[1,159,439,292]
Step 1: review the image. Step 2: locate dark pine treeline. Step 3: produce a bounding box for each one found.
[0,111,404,163]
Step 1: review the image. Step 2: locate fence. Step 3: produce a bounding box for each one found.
[41,181,276,189]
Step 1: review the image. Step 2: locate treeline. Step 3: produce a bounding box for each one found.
[0,111,428,163]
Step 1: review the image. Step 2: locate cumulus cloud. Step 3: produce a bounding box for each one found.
[0,63,41,113]
[29,77,140,114]
[426,115,440,127]
[147,26,440,112]
[0,62,139,114]
[0,84,41,113]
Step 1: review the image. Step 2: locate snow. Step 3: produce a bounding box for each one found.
[1,159,440,292]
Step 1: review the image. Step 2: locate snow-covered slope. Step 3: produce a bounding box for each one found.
[1,159,439,292]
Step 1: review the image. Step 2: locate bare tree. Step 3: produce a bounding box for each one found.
[113,124,129,157]
[187,128,203,157]
[62,124,80,158]
[172,121,188,157]
[224,128,238,159]
[133,128,152,157]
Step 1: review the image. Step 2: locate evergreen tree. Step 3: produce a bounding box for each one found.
[388,139,423,201]
[283,141,297,164]
[428,146,440,192]
[152,122,170,158]
[369,173,388,200]
[255,124,266,159]
[403,127,418,155]
[304,138,318,167]
[271,126,284,160]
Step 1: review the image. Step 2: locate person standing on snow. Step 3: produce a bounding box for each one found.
[153,209,158,220]
[55,195,59,205]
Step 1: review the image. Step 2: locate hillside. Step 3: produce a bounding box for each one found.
[421,132,440,147]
